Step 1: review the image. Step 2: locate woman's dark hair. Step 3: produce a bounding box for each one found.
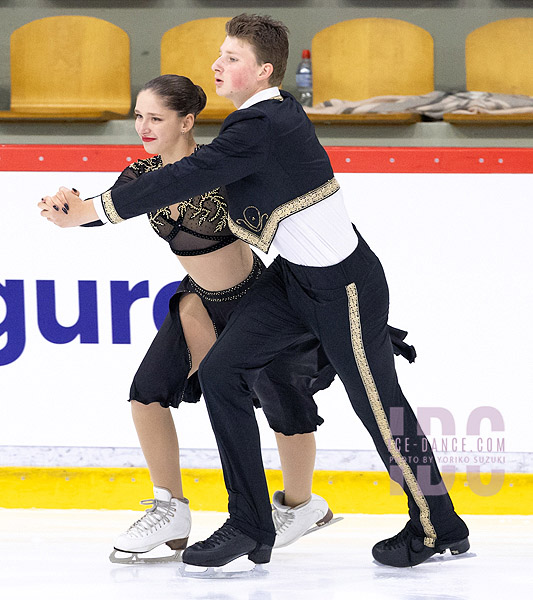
[139,74,207,118]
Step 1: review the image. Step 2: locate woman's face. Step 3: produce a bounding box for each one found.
[134,89,185,156]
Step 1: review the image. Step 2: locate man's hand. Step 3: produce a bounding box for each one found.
[38,187,99,227]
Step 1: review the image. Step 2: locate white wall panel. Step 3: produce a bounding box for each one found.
[1,164,531,466]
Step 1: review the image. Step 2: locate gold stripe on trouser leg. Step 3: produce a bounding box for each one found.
[345,283,437,548]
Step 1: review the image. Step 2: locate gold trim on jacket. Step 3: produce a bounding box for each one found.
[228,177,340,252]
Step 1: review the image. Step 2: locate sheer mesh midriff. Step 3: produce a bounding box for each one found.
[112,154,237,256]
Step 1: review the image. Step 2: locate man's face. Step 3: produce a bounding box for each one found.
[211,36,269,107]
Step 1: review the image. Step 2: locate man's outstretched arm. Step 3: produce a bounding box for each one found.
[104,111,269,224]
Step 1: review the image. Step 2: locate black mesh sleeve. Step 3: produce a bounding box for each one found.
[111,165,141,189]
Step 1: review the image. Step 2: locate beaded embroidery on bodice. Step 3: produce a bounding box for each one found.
[123,154,237,256]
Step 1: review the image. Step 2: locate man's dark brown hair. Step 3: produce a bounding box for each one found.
[226,14,289,87]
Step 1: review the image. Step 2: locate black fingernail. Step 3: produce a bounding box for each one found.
[62,207,68,214]
[72,188,78,193]
[53,205,59,211]
[64,203,69,210]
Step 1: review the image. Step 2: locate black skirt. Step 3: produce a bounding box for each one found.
[129,253,336,435]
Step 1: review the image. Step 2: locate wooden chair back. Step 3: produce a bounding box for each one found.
[312,18,434,105]
[9,16,131,117]
[466,18,533,96]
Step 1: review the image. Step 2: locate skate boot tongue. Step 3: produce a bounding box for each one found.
[203,523,241,548]
[272,490,291,512]
[153,486,173,502]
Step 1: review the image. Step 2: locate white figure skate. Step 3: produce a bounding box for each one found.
[272,490,343,548]
[109,486,191,564]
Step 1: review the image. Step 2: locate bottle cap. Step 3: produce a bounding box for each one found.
[302,49,310,59]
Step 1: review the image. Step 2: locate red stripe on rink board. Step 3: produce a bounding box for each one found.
[327,146,533,174]
[0,145,151,172]
[1,144,532,173]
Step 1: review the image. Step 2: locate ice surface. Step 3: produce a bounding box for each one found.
[0,509,531,600]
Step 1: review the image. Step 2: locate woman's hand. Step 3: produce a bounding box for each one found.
[38,187,98,227]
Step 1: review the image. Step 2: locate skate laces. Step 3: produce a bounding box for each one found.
[381,523,419,550]
[201,521,239,548]
[272,506,295,534]
[126,498,176,538]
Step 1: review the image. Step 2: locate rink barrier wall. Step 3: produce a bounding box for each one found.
[1,467,532,514]
[1,144,533,173]
[3,145,532,514]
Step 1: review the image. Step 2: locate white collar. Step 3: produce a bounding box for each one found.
[238,87,281,110]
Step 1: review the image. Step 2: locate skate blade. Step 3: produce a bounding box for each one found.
[109,548,183,565]
[302,515,344,537]
[179,563,268,580]
[426,550,478,564]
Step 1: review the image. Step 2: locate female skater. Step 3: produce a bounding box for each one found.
[39,74,336,563]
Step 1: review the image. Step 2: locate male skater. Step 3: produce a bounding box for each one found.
[41,14,470,569]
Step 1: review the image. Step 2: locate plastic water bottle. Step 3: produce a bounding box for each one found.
[296,49,313,107]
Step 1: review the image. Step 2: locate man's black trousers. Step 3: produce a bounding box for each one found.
[199,229,459,548]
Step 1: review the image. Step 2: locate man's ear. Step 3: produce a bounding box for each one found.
[258,62,274,82]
